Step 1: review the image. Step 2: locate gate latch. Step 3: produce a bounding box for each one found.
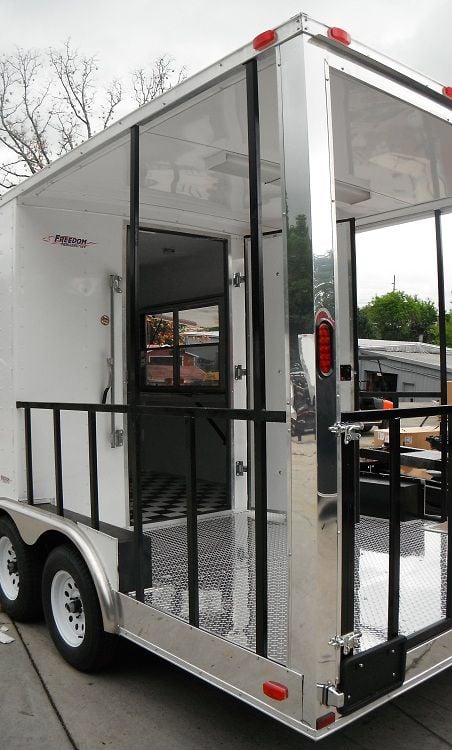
[317,682,345,709]
[329,631,362,655]
[329,422,364,445]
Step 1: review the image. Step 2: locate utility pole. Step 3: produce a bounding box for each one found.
[392,274,396,292]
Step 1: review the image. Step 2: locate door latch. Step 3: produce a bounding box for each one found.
[235,461,248,477]
[328,631,362,655]
[329,422,364,444]
[233,272,246,288]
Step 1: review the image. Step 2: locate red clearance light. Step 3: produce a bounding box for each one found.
[262,681,289,701]
[253,29,277,51]
[316,712,336,730]
[443,86,452,99]
[383,399,394,410]
[328,27,352,46]
[316,320,334,376]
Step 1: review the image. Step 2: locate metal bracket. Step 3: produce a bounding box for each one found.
[233,272,246,288]
[235,461,248,477]
[113,429,124,448]
[317,683,345,709]
[234,364,247,380]
[329,631,362,656]
[111,274,123,293]
[329,421,364,445]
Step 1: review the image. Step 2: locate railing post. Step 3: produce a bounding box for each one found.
[88,410,100,530]
[388,418,401,639]
[185,416,199,628]
[53,408,64,516]
[24,407,34,506]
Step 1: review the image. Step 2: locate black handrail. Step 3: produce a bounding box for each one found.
[17,400,286,657]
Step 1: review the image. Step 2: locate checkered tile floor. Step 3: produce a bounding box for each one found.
[130,470,229,524]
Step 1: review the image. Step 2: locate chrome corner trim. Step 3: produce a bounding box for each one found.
[0,498,118,633]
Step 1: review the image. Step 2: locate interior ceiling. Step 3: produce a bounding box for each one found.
[20,60,452,231]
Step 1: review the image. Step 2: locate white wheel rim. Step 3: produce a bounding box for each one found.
[51,570,86,647]
[0,535,19,600]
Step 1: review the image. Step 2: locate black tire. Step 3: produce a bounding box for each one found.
[0,516,43,621]
[42,545,116,672]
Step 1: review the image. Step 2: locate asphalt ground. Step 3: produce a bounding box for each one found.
[2,611,452,750]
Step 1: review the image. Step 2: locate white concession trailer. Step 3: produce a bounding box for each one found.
[2,13,452,739]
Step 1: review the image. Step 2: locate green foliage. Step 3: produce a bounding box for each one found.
[359,291,437,342]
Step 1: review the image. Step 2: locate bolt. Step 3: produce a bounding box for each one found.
[358,663,364,669]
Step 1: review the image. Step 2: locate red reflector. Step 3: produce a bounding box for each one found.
[316,712,336,730]
[443,86,452,99]
[383,399,394,410]
[316,321,333,376]
[262,681,288,701]
[253,29,277,51]
[328,27,352,46]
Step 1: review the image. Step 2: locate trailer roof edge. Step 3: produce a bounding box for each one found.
[0,12,450,210]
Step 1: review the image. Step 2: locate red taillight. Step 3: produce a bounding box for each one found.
[262,681,288,701]
[443,86,452,99]
[253,29,277,50]
[327,27,352,46]
[316,320,334,376]
[316,712,336,730]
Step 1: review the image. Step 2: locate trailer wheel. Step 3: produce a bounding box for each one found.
[0,516,42,621]
[42,545,115,672]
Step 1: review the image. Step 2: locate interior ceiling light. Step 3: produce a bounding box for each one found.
[335,179,371,204]
[205,150,280,183]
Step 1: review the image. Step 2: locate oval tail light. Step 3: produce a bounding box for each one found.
[316,320,334,377]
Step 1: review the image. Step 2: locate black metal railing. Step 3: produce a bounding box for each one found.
[341,402,452,649]
[17,400,285,658]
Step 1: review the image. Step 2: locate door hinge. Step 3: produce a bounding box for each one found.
[235,460,248,477]
[317,683,345,709]
[110,274,123,293]
[111,429,124,448]
[329,631,362,656]
[234,364,247,380]
[233,271,246,288]
[328,422,364,444]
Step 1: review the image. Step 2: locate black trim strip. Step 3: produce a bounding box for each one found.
[24,407,34,506]
[53,408,64,517]
[245,57,268,659]
[87,411,100,531]
[387,418,401,639]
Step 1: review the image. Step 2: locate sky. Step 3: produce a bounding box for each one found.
[2,0,452,308]
[1,0,452,85]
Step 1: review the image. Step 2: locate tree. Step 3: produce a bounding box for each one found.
[0,41,185,190]
[359,291,437,342]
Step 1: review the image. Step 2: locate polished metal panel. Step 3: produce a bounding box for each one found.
[0,498,118,633]
[278,35,340,728]
[118,592,305,727]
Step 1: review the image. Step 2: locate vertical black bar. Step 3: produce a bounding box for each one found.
[387,418,401,639]
[53,408,64,517]
[341,439,357,634]
[245,58,267,658]
[88,410,100,531]
[435,209,448,523]
[448,413,452,616]
[348,218,360,412]
[185,416,199,627]
[24,407,34,506]
[128,125,144,602]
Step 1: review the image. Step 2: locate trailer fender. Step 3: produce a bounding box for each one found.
[0,499,118,634]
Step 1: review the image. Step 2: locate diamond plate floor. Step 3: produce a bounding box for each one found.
[355,516,448,652]
[142,511,289,664]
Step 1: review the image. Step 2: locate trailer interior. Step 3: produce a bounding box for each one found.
[2,14,452,739]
